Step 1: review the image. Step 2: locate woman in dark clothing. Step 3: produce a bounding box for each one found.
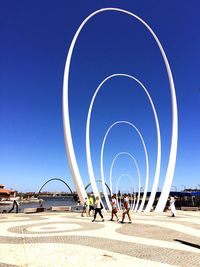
[92,196,104,222]
[8,195,19,213]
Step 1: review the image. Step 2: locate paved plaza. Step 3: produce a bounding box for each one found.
[0,210,199,266]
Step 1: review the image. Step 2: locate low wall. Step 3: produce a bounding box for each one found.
[181,206,199,211]
[24,207,45,214]
[51,206,71,212]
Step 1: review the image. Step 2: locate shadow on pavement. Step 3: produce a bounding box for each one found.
[174,239,200,249]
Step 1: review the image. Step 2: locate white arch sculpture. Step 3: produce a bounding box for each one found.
[87,73,161,212]
[109,152,141,211]
[96,121,148,211]
[116,174,136,211]
[62,8,178,211]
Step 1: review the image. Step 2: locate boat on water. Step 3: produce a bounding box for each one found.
[20,197,44,203]
[0,199,13,205]
[0,196,20,205]
[29,197,44,203]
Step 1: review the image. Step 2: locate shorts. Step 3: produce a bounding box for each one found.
[112,208,118,214]
[123,208,130,214]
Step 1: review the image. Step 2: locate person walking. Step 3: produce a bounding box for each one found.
[88,193,94,216]
[110,194,119,221]
[81,197,89,217]
[92,196,104,222]
[169,196,176,217]
[8,193,19,213]
[120,194,132,223]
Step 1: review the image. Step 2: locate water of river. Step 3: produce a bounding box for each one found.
[0,196,78,213]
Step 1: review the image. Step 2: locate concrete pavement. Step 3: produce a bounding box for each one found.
[0,210,199,266]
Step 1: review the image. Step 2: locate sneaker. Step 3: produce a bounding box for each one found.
[81,214,84,217]
[109,219,114,221]
[92,219,95,222]
[128,221,132,224]
[102,219,104,222]
[120,221,124,224]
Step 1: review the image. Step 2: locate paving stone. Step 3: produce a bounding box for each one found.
[0,211,199,266]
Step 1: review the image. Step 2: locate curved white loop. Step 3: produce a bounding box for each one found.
[115,174,136,211]
[109,152,141,211]
[88,73,161,212]
[63,8,178,211]
[97,121,148,211]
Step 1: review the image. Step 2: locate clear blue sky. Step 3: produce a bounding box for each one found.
[1,0,200,193]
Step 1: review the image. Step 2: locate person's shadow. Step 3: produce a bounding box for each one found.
[174,239,200,249]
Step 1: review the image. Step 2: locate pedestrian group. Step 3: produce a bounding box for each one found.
[81,192,133,223]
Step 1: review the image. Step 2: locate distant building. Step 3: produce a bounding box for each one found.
[0,184,14,198]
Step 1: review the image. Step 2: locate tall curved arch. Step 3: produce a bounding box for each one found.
[109,152,141,211]
[97,121,148,211]
[63,8,178,211]
[37,178,73,194]
[86,74,160,212]
[115,174,136,210]
[85,179,111,196]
